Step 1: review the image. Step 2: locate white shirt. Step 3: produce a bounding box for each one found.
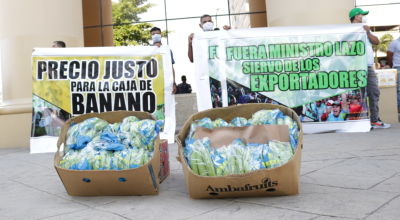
[366,30,377,67]
[388,38,400,67]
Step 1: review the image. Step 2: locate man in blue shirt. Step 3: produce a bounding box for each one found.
[312,100,326,122]
[387,36,400,113]
[150,27,177,94]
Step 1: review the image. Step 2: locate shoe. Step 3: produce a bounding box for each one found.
[371,120,391,129]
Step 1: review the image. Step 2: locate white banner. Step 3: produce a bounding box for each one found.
[192,24,371,133]
[31,46,176,153]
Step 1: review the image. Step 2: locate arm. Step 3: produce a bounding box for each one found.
[341,93,348,112]
[223,25,231,30]
[188,33,194,63]
[172,65,177,94]
[326,106,332,114]
[320,113,327,121]
[387,51,394,68]
[154,42,161,47]
[364,25,379,45]
[312,105,318,117]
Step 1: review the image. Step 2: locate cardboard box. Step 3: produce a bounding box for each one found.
[175,104,303,199]
[54,111,160,196]
[159,139,170,183]
[374,69,399,124]
[378,87,399,124]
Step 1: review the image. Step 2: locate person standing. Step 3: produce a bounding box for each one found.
[349,96,364,120]
[52,41,66,48]
[177,75,192,94]
[188,14,231,63]
[313,100,326,122]
[349,8,390,128]
[387,33,400,113]
[150,27,177,94]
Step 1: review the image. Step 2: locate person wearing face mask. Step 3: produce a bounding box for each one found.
[150,27,177,94]
[349,8,390,129]
[188,14,231,63]
[387,27,400,113]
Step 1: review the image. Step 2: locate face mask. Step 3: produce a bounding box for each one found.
[362,16,368,23]
[152,34,161,43]
[202,22,214,32]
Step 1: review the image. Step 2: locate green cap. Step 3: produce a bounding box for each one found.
[349,8,369,20]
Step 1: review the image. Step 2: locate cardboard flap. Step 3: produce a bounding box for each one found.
[193,125,290,149]
[176,104,302,149]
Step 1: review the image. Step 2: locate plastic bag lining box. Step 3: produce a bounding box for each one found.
[54,111,160,196]
[175,104,303,199]
[159,139,170,183]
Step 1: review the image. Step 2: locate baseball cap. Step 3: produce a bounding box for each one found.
[332,101,341,106]
[327,100,334,106]
[349,8,369,19]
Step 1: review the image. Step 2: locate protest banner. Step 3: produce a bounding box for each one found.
[192,24,371,133]
[31,46,175,153]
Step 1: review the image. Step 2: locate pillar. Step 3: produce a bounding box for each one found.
[82,0,114,47]
[0,0,84,148]
[249,0,268,28]
[266,0,355,27]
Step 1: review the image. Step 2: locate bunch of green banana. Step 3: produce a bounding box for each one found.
[186,137,295,175]
[277,115,298,150]
[211,118,230,128]
[261,144,282,169]
[104,122,121,133]
[60,150,80,169]
[61,116,163,170]
[188,138,216,176]
[210,147,229,176]
[244,143,263,172]
[113,148,132,170]
[129,148,150,169]
[92,150,113,170]
[250,109,280,125]
[229,117,248,127]
[269,140,293,164]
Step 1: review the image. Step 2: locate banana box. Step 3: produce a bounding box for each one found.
[175,103,303,199]
[54,111,160,196]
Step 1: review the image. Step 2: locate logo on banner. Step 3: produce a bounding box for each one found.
[206,178,278,196]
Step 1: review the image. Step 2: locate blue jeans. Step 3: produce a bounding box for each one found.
[395,67,400,109]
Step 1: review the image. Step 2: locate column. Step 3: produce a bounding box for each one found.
[266,0,355,27]
[0,0,84,148]
[82,0,114,47]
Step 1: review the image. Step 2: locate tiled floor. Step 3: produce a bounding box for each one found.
[1,124,400,219]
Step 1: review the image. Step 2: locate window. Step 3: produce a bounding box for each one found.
[0,44,2,105]
[93,0,265,92]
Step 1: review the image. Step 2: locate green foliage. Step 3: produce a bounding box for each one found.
[112,0,154,25]
[373,34,394,63]
[113,23,153,46]
[112,0,169,46]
